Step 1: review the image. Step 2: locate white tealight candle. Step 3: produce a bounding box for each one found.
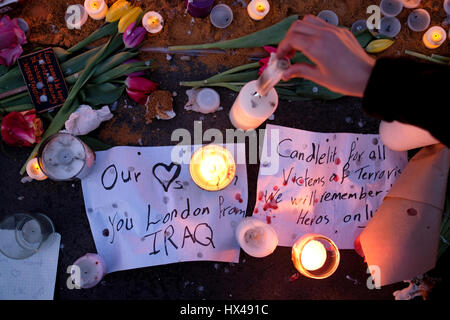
[210,4,234,29]
[235,217,278,258]
[196,88,220,114]
[445,0,450,15]
[402,0,421,9]
[84,0,108,20]
[38,133,95,181]
[407,9,430,32]
[71,253,106,289]
[229,80,278,130]
[423,26,447,49]
[351,19,368,33]
[65,4,88,29]
[26,158,47,181]
[143,11,164,34]
[317,10,339,26]
[247,0,270,21]
[21,219,43,246]
[379,16,401,38]
[380,0,403,17]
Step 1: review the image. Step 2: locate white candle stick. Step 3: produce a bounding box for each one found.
[235,217,278,258]
[71,253,106,289]
[26,157,47,181]
[65,4,88,30]
[423,26,447,49]
[143,11,164,34]
[247,0,270,21]
[84,0,108,20]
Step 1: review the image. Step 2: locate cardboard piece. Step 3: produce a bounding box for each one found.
[360,144,450,286]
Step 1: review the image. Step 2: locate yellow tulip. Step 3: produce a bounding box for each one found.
[118,7,143,33]
[106,0,133,23]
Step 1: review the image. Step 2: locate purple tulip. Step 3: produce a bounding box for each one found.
[123,21,146,49]
[0,15,27,66]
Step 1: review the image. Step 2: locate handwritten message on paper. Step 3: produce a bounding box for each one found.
[81,144,247,273]
[253,125,408,249]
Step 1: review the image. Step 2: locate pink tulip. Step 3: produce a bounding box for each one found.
[126,88,149,105]
[123,21,146,49]
[0,15,27,66]
[1,110,43,147]
[125,76,159,105]
[258,46,278,75]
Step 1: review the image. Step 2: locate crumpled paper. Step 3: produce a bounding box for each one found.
[360,144,450,286]
[144,90,175,124]
[64,105,113,136]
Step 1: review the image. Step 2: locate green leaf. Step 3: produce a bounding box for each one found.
[0,104,34,114]
[169,15,299,51]
[0,92,31,108]
[80,83,125,106]
[89,61,151,85]
[295,80,344,100]
[0,65,8,77]
[68,21,119,53]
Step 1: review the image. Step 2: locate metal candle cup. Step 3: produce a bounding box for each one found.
[84,0,108,20]
[37,132,95,181]
[292,234,340,279]
[189,144,236,191]
[185,0,215,18]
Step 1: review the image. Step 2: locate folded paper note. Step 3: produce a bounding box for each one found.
[81,144,247,273]
[361,144,450,286]
[253,125,408,249]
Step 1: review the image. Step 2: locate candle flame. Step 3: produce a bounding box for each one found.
[431,32,442,42]
[150,17,160,26]
[90,1,99,10]
[256,3,266,12]
[301,240,327,271]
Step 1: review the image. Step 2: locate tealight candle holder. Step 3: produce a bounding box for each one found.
[407,9,430,32]
[444,0,450,15]
[380,0,403,17]
[70,253,106,289]
[379,16,401,37]
[235,217,278,258]
[37,132,95,181]
[317,10,339,26]
[247,0,270,21]
[210,4,233,29]
[143,11,164,34]
[185,0,215,18]
[402,0,421,9]
[189,144,236,191]
[84,0,108,20]
[196,88,221,114]
[423,26,447,49]
[26,158,47,181]
[65,4,88,30]
[351,19,368,34]
[291,234,340,279]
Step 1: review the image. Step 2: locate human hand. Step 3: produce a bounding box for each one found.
[277,15,375,97]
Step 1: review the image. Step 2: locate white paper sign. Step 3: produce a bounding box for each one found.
[81,144,247,273]
[254,125,408,249]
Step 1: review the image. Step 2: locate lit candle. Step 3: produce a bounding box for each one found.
[402,0,421,9]
[423,26,447,49]
[185,0,215,18]
[26,157,47,181]
[380,0,403,17]
[37,133,95,181]
[407,9,430,32]
[189,144,236,191]
[379,16,401,38]
[235,217,278,258]
[65,4,88,30]
[84,0,108,20]
[70,253,106,289]
[247,0,270,21]
[142,11,164,34]
[317,10,339,26]
[209,4,233,29]
[292,234,340,279]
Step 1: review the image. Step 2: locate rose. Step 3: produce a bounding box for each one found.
[0,15,27,67]
[1,110,43,147]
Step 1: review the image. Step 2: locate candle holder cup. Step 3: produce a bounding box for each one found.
[292,234,340,279]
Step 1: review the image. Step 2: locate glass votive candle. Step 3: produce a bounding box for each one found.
[423,26,447,49]
[292,234,340,279]
[402,0,421,9]
[189,144,236,191]
[317,10,339,26]
[210,4,233,28]
[26,157,47,181]
[380,0,403,17]
[37,132,95,181]
[351,19,368,34]
[379,16,401,37]
[407,9,430,32]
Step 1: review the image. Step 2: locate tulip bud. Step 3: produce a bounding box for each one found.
[126,88,148,105]
[125,76,158,94]
[118,7,143,33]
[123,21,146,48]
[106,0,132,22]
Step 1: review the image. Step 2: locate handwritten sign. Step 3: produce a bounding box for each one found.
[18,48,68,113]
[253,125,408,249]
[81,144,247,273]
